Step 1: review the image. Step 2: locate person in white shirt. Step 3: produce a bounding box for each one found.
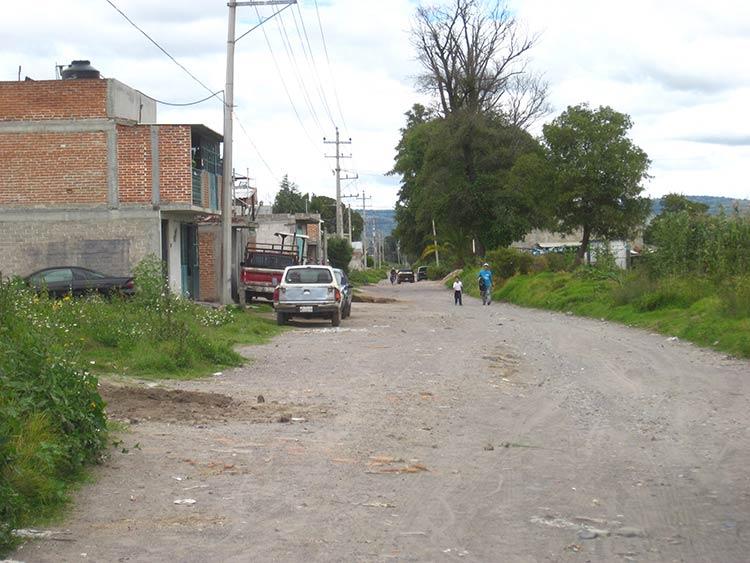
[452,277,463,306]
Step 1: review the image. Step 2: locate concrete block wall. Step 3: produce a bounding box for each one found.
[0,209,160,277]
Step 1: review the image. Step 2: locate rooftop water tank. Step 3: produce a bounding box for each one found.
[61,60,100,80]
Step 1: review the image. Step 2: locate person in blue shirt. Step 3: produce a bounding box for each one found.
[477,262,494,305]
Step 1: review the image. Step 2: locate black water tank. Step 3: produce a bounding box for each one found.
[61,60,100,80]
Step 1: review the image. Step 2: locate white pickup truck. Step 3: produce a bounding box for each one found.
[273,265,343,327]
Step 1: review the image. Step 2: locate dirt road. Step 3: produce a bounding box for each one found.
[13,280,750,562]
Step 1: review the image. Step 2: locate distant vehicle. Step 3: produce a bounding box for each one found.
[25,267,135,298]
[239,232,308,304]
[333,268,353,319]
[417,266,428,281]
[397,268,415,284]
[273,265,344,326]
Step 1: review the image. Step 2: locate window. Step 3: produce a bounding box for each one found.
[285,268,332,284]
[40,269,73,283]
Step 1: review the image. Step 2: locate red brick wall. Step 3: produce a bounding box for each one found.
[198,230,217,301]
[158,126,192,204]
[0,80,108,121]
[117,125,152,204]
[0,130,107,205]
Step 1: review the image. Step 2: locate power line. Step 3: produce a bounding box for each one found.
[312,0,349,134]
[276,10,325,134]
[254,7,318,149]
[234,113,278,179]
[138,90,224,107]
[292,4,336,128]
[103,0,223,106]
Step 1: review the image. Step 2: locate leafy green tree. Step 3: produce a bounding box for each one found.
[543,104,651,264]
[272,175,305,213]
[645,193,709,245]
[307,195,363,240]
[326,236,353,273]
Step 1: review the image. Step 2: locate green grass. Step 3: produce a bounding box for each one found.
[490,270,750,358]
[0,269,284,555]
[348,267,389,286]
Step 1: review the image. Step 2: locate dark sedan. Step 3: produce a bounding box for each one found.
[397,268,415,283]
[25,267,135,298]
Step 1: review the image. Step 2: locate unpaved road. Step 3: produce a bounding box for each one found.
[12,280,750,562]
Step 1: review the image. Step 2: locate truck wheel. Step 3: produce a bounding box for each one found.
[276,312,287,326]
[331,309,341,327]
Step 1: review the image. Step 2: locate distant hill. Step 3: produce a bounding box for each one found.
[356,208,396,237]
[651,195,750,216]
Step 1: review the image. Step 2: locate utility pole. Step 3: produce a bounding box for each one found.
[432,218,440,267]
[324,127,354,237]
[341,193,358,242]
[358,189,372,267]
[221,0,295,305]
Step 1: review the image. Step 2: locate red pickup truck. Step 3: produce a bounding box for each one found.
[238,232,308,305]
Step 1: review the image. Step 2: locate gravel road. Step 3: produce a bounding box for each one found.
[12,280,750,562]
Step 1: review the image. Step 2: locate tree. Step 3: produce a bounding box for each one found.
[659,193,709,216]
[272,175,305,213]
[543,104,651,263]
[413,0,549,126]
[326,236,353,273]
[308,195,363,240]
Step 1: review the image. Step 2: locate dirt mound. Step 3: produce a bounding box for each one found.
[353,293,397,303]
[100,383,328,425]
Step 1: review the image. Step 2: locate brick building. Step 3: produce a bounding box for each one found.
[0,62,222,299]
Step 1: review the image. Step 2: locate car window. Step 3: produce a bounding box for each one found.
[286,268,332,284]
[78,268,106,280]
[40,269,73,283]
[334,271,345,286]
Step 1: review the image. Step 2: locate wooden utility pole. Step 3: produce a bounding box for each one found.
[359,189,372,267]
[324,128,355,237]
[221,0,296,304]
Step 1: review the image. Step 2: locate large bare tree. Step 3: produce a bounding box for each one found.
[413,0,549,128]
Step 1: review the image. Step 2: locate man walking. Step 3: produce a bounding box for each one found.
[452,277,463,306]
[478,262,494,306]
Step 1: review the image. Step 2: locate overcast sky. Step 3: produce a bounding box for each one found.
[3,0,749,209]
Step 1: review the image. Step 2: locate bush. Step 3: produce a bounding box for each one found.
[484,247,531,279]
[721,276,750,318]
[427,263,452,280]
[327,237,353,273]
[0,279,107,554]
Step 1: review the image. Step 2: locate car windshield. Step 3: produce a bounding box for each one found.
[285,268,332,284]
[399,269,413,273]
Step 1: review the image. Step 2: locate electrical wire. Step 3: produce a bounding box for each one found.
[234,113,278,179]
[275,10,325,134]
[253,7,319,149]
[104,0,281,185]
[102,0,224,107]
[312,0,350,134]
[291,4,336,128]
[138,90,224,107]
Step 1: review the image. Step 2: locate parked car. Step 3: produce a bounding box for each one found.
[333,268,353,319]
[273,265,344,326]
[417,266,428,281]
[25,267,135,298]
[397,268,415,283]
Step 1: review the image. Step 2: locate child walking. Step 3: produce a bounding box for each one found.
[452,277,463,306]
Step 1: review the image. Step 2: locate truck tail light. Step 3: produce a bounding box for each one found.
[335,288,341,302]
